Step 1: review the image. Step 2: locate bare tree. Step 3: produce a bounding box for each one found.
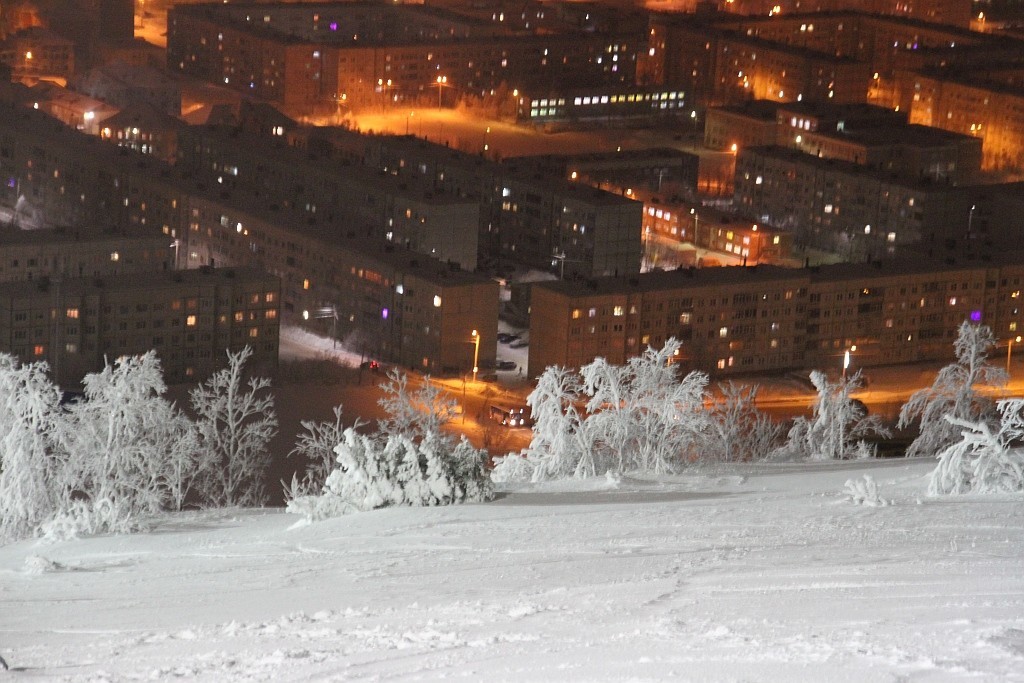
[191,346,278,507]
[899,321,1007,458]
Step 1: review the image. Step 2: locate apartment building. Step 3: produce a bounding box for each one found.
[715,0,973,29]
[0,266,280,387]
[528,252,1024,378]
[733,145,979,256]
[292,128,645,279]
[166,2,642,116]
[0,227,173,283]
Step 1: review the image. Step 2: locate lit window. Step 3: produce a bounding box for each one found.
[265,292,275,303]
[433,295,442,307]
[572,309,581,319]
[588,308,597,318]
[266,310,277,320]
[719,327,728,338]
[717,358,726,369]
[66,308,79,319]
[186,315,197,327]
[303,279,311,290]
[249,328,259,338]
[613,306,624,316]
[679,312,691,324]
[887,232,897,243]
[110,251,120,262]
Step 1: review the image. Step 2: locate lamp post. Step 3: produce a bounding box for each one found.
[483,126,490,155]
[690,207,698,245]
[435,75,447,109]
[305,305,339,348]
[1008,335,1022,374]
[470,329,480,382]
[967,203,976,242]
[842,344,856,381]
[406,110,413,135]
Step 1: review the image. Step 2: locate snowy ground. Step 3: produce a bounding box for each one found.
[2,458,1023,681]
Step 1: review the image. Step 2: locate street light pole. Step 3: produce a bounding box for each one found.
[471,329,480,382]
[1008,335,1021,374]
[842,348,851,381]
[436,75,447,109]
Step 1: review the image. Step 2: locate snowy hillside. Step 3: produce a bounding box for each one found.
[2,457,1023,681]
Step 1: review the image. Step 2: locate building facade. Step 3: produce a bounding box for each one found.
[0,266,280,387]
[528,254,1024,378]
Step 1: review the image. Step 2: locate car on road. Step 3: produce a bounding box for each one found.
[497,333,520,344]
[496,359,517,371]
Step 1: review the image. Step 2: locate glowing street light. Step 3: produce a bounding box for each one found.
[470,329,480,382]
[435,75,448,109]
[842,344,856,380]
[1008,335,1022,374]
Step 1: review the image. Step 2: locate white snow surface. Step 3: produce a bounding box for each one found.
[2,458,1024,682]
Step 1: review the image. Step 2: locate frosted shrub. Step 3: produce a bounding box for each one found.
[287,371,493,522]
[844,475,889,507]
[930,399,1024,495]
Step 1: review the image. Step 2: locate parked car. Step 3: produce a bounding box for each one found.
[497,333,520,344]
[496,359,517,371]
[509,338,529,349]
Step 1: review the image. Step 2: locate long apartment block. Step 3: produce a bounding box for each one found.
[528,252,1024,378]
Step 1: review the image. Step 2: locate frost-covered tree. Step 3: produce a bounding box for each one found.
[286,371,492,522]
[783,370,890,460]
[0,355,63,542]
[704,382,784,462]
[286,404,361,498]
[492,365,590,482]
[898,321,1007,459]
[497,339,712,481]
[377,370,457,441]
[929,398,1024,495]
[191,346,277,507]
[55,352,197,535]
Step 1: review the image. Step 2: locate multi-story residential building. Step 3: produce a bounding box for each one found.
[0,227,173,282]
[175,180,499,376]
[733,145,979,256]
[166,2,643,116]
[895,64,1024,173]
[0,266,280,387]
[0,26,74,83]
[715,0,974,29]
[293,128,645,279]
[527,251,1024,378]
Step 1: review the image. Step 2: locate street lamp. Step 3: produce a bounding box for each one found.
[305,305,339,348]
[842,344,856,380]
[470,329,480,382]
[1008,335,1022,374]
[435,75,448,109]
[406,110,414,135]
[483,126,490,154]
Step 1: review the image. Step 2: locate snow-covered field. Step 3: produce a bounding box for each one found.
[2,458,1023,681]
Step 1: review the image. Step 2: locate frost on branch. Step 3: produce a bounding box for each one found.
[287,371,492,521]
[781,370,890,461]
[191,346,278,507]
[0,354,63,543]
[497,339,729,482]
[899,321,1006,459]
[930,399,1024,495]
[55,352,198,535]
[844,475,889,506]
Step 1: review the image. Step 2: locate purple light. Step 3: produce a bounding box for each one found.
[329,22,338,31]
[6,178,14,188]
[970,310,982,322]
[382,307,389,319]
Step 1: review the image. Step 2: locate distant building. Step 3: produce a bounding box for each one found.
[0,26,74,83]
[0,227,173,282]
[528,252,1024,378]
[73,61,182,116]
[0,266,280,387]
